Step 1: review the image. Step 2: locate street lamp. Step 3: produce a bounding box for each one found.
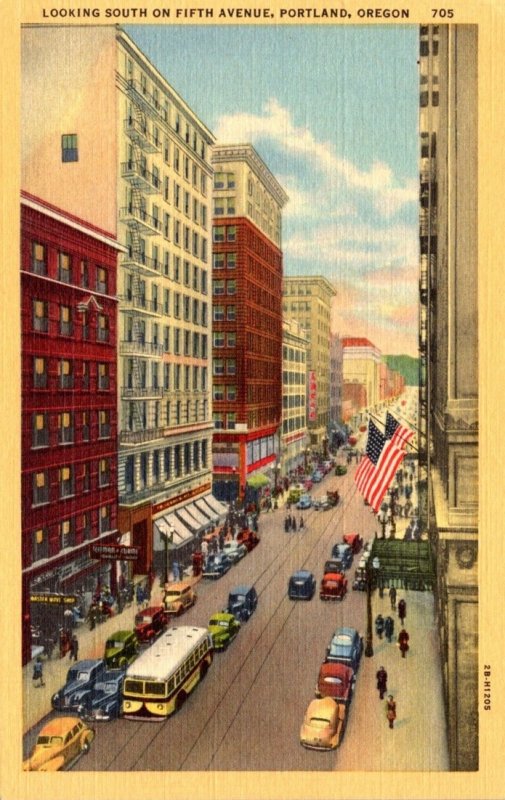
[365,556,381,657]
[378,509,388,538]
[162,525,174,585]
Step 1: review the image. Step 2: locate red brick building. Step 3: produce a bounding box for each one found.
[210,146,288,502]
[21,193,123,664]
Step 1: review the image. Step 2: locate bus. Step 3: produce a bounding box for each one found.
[122,626,213,720]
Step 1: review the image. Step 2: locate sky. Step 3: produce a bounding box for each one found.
[127,24,420,356]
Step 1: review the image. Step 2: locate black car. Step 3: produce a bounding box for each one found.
[288,570,316,600]
[77,669,124,722]
[226,585,258,622]
[52,659,107,711]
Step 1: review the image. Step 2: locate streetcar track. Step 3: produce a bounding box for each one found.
[86,469,363,771]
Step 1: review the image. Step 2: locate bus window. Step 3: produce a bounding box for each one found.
[145,681,165,696]
[125,679,144,694]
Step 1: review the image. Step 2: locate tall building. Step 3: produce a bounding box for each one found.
[341,336,383,410]
[419,24,478,771]
[281,319,309,476]
[211,145,288,502]
[282,276,336,451]
[21,25,220,587]
[21,193,123,664]
[329,333,344,430]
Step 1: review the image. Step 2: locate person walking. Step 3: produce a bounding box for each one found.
[398,628,410,658]
[69,634,79,662]
[374,614,385,639]
[136,584,144,608]
[299,516,304,530]
[376,666,388,699]
[285,516,291,532]
[384,615,395,643]
[398,598,407,625]
[32,657,44,687]
[292,517,297,532]
[386,695,397,729]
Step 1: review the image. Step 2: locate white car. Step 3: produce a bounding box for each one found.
[222,541,248,564]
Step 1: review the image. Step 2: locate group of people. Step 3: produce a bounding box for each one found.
[284,515,304,532]
[374,589,411,730]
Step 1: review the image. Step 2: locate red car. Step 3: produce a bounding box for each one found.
[134,606,167,644]
[343,533,363,554]
[320,572,348,601]
[237,529,260,552]
[315,662,356,704]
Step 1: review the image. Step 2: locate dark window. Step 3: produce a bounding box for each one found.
[62,134,78,162]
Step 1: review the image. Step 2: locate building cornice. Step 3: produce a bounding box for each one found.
[212,144,289,208]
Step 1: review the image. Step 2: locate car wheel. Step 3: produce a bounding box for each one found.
[176,606,183,617]
[200,661,209,680]
[175,691,186,712]
[81,739,90,754]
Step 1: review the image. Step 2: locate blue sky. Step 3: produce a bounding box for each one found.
[127,24,420,355]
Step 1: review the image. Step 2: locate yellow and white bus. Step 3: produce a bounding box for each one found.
[122,626,213,720]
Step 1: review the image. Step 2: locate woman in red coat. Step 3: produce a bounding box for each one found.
[398,628,410,658]
[386,695,397,729]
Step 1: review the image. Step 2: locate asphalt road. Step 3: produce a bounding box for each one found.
[61,466,378,772]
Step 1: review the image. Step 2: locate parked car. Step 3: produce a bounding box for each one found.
[208,612,241,651]
[312,496,331,511]
[335,464,347,476]
[237,529,260,551]
[288,570,316,600]
[330,543,353,570]
[323,558,344,575]
[325,626,364,672]
[23,717,95,771]
[202,552,232,579]
[226,585,258,622]
[343,533,363,554]
[77,670,124,721]
[319,572,348,601]
[352,567,367,591]
[311,470,323,483]
[287,487,303,504]
[296,494,312,510]
[134,606,167,644]
[162,581,197,616]
[303,478,313,491]
[51,659,107,712]
[315,661,356,705]
[104,630,138,670]
[222,540,248,564]
[299,697,347,751]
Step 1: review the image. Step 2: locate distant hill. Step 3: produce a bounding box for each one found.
[383,355,419,386]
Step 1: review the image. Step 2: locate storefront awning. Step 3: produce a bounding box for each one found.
[203,494,228,517]
[175,507,200,533]
[153,514,194,551]
[246,473,270,489]
[194,499,216,521]
[183,503,210,528]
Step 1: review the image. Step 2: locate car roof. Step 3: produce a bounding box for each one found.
[230,585,253,594]
[292,570,312,579]
[209,611,234,621]
[137,605,164,615]
[165,581,192,591]
[333,625,358,638]
[69,659,103,669]
[323,572,344,580]
[319,662,354,679]
[106,630,135,640]
[39,717,83,735]
[306,696,338,716]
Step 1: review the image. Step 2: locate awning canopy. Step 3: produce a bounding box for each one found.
[203,494,228,517]
[246,473,270,489]
[153,514,194,551]
[175,507,200,533]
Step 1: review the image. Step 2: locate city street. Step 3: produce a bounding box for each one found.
[23,457,448,771]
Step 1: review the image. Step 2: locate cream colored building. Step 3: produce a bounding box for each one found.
[282,276,336,450]
[341,337,382,411]
[281,319,309,476]
[22,25,219,574]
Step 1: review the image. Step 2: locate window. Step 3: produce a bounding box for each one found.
[213,358,224,376]
[98,363,110,390]
[33,471,49,505]
[227,252,237,269]
[174,328,181,355]
[82,463,90,493]
[96,267,108,293]
[227,385,237,401]
[213,384,225,401]
[33,300,48,333]
[97,314,109,342]
[213,331,225,348]
[227,306,236,321]
[99,410,110,438]
[32,413,49,448]
[82,362,90,389]
[213,226,225,243]
[163,448,171,480]
[213,279,225,296]
[60,518,75,549]
[213,253,225,270]
[82,411,90,441]
[174,220,181,246]
[227,280,237,295]
[62,134,78,162]
[227,332,236,347]
[59,305,72,336]
[201,270,208,294]
[33,357,47,388]
[99,458,110,487]
[81,513,91,541]
[226,412,236,429]
[213,305,224,322]
[59,466,74,498]
[32,528,49,562]
[57,252,71,283]
[99,506,111,534]
[174,147,180,172]
[227,226,237,242]
[58,412,74,444]
[59,359,73,389]
[213,413,224,429]
[80,259,89,288]
[31,242,46,275]
[226,359,236,375]
[184,330,191,356]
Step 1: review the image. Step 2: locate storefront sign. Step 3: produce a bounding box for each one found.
[152,483,211,515]
[30,593,77,605]
[90,544,139,561]
[308,371,317,421]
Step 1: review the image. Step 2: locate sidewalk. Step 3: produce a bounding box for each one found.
[23,573,201,734]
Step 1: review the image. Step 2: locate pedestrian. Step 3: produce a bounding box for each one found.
[172,560,180,582]
[32,657,44,687]
[389,586,397,610]
[376,666,388,699]
[386,695,397,728]
[299,516,304,530]
[398,628,410,658]
[69,634,79,662]
[292,517,297,532]
[398,598,407,624]
[384,615,395,643]
[218,530,225,551]
[375,613,385,639]
[285,516,291,533]
[136,584,144,607]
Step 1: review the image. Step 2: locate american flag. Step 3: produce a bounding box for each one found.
[355,420,406,512]
[385,411,415,449]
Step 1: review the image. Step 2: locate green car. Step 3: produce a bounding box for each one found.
[335,465,348,476]
[104,630,139,669]
[208,612,241,651]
